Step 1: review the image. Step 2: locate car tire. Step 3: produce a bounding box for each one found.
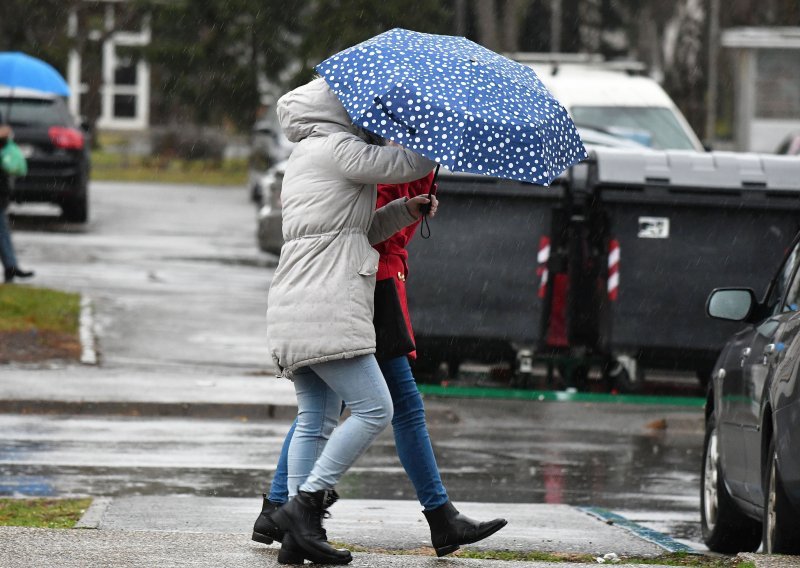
[700,412,762,552]
[763,437,800,554]
[250,182,263,205]
[62,192,89,223]
[608,361,643,394]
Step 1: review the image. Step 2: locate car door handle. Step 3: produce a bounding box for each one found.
[740,347,751,367]
[762,343,784,365]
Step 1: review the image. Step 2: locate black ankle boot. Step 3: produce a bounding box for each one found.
[252,495,284,545]
[4,267,34,283]
[423,501,508,557]
[271,489,352,565]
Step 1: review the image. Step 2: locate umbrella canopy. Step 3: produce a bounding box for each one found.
[0,52,70,97]
[316,28,587,185]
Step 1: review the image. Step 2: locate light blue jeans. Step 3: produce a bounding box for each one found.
[272,355,448,509]
[289,355,393,495]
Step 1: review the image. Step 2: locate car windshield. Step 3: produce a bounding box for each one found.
[570,106,697,150]
[0,97,70,127]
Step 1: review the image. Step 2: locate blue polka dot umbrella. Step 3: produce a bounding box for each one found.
[316,28,587,186]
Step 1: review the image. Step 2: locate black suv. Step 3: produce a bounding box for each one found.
[1,95,90,222]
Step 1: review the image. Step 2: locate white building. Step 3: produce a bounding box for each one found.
[722,27,800,152]
[67,0,150,130]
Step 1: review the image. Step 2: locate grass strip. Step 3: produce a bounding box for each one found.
[329,542,749,567]
[0,286,80,334]
[91,151,248,186]
[329,542,737,567]
[0,498,92,529]
[418,384,706,407]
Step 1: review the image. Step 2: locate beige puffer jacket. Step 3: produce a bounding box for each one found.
[266,78,435,377]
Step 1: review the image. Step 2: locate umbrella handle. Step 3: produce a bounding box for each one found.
[419,164,440,239]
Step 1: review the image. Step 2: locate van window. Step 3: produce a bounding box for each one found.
[571,106,697,151]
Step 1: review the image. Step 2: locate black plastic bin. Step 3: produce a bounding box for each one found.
[588,148,800,383]
[405,172,565,376]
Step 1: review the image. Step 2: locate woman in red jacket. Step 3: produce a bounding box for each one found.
[253,172,506,561]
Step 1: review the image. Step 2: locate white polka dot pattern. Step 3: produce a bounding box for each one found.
[315,28,588,185]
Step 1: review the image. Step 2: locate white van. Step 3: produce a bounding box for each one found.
[518,55,705,152]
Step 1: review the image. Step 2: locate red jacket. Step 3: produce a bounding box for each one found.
[374,170,435,358]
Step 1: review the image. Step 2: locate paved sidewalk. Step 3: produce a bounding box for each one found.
[0,365,297,419]
[85,496,670,557]
[0,527,688,568]
[1,494,693,568]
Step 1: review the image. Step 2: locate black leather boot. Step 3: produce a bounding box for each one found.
[252,495,284,545]
[271,489,352,565]
[423,500,508,557]
[4,267,34,283]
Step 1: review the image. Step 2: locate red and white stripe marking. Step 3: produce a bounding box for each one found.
[537,236,550,298]
[608,239,620,301]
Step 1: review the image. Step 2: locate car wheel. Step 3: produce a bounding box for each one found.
[608,361,643,394]
[62,193,89,223]
[62,171,89,223]
[250,182,263,205]
[700,412,761,552]
[763,437,800,554]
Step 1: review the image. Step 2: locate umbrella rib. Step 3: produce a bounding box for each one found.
[373,96,417,135]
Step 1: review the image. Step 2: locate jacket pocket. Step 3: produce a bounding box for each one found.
[358,248,380,276]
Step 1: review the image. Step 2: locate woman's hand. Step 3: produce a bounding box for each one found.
[406,194,438,219]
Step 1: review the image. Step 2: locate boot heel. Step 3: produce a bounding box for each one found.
[435,544,460,557]
[277,533,305,565]
[251,531,274,545]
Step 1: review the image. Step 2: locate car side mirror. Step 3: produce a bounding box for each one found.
[706,288,756,322]
[79,117,91,133]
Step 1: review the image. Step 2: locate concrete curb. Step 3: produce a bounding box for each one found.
[579,507,695,554]
[74,497,112,529]
[0,399,300,420]
[0,397,461,422]
[78,296,97,366]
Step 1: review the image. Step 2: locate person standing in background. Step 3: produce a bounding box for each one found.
[0,119,34,284]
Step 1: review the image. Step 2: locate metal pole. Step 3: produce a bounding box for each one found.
[705,0,720,144]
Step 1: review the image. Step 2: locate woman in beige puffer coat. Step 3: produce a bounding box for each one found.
[265,77,436,565]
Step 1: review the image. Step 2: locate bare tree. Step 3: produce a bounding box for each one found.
[474,0,501,51]
[474,0,533,52]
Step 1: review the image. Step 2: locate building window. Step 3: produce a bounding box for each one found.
[114,57,138,86]
[755,49,800,119]
[113,94,137,118]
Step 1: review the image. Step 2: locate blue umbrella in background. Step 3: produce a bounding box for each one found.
[0,52,70,97]
[316,28,587,187]
[0,52,70,122]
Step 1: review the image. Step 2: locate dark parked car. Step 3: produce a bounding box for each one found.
[256,160,286,254]
[248,112,293,204]
[701,230,800,554]
[0,93,90,222]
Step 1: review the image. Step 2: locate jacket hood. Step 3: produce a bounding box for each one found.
[277,77,357,143]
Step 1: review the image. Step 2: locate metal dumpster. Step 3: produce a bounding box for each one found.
[587,148,800,389]
[405,172,566,377]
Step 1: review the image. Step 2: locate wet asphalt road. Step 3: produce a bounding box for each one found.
[2,182,706,548]
[0,402,704,546]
